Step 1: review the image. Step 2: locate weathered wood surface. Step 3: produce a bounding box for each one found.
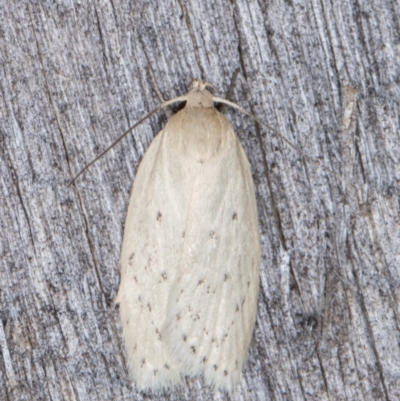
[1,1,399,400]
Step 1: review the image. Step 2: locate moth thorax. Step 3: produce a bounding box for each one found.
[185,89,214,109]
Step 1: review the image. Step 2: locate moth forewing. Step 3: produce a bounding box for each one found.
[115,80,261,393]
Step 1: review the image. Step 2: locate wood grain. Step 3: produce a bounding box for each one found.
[1,1,399,400]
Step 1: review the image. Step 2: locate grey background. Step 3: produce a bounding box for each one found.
[1,0,399,400]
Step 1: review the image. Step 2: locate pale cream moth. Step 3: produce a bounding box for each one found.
[115,80,261,393]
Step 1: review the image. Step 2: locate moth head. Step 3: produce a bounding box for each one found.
[185,79,216,109]
[190,79,219,93]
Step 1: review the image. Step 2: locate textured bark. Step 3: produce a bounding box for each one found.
[1,1,399,400]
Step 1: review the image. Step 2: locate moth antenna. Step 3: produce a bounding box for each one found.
[147,64,166,102]
[201,81,220,93]
[69,95,188,186]
[212,96,297,150]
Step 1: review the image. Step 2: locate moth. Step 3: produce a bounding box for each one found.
[115,80,261,393]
